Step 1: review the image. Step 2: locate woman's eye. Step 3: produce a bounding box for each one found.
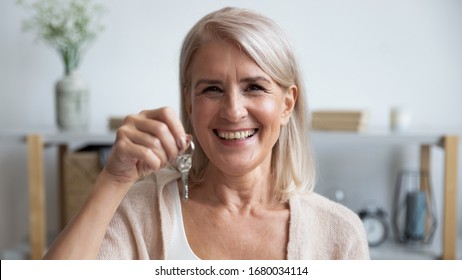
[202,86,223,95]
[202,86,222,93]
[245,84,267,93]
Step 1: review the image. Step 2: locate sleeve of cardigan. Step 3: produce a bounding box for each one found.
[97,177,162,260]
[327,198,370,260]
[97,206,145,259]
[344,212,370,260]
[296,192,371,260]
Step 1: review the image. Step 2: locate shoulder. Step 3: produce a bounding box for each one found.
[293,192,370,259]
[299,192,362,229]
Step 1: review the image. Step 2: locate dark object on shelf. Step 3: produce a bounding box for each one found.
[358,207,389,247]
[392,170,437,244]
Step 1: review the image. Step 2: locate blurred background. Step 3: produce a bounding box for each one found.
[1,0,461,259]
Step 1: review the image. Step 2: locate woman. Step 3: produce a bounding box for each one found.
[44,7,369,260]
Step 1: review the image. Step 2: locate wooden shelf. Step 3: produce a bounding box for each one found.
[311,130,459,260]
[371,236,462,260]
[370,239,439,260]
[311,130,446,146]
[0,128,116,260]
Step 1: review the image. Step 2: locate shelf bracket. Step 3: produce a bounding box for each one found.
[441,135,459,260]
[27,134,46,260]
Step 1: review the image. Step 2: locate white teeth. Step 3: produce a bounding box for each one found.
[217,129,256,140]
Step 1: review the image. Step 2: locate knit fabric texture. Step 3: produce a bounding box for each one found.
[98,168,370,260]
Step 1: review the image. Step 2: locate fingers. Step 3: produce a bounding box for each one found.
[140,107,189,152]
[113,107,188,174]
[115,135,164,171]
[121,117,171,162]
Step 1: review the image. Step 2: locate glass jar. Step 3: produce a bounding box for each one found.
[391,170,437,244]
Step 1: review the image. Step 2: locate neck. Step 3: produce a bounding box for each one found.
[199,159,279,213]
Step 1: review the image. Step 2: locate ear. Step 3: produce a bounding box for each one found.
[280,85,298,125]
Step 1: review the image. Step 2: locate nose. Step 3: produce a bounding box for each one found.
[219,88,247,122]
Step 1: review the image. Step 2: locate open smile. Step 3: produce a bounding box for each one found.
[213,129,258,141]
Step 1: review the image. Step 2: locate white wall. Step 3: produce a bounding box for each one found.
[1,0,462,258]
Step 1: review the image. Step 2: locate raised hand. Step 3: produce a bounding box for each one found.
[103,107,191,186]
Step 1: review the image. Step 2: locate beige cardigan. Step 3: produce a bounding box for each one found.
[98,168,370,259]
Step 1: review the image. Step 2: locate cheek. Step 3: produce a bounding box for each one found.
[191,98,215,130]
[192,98,207,117]
[256,98,283,126]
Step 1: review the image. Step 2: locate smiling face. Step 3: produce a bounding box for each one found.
[186,39,297,177]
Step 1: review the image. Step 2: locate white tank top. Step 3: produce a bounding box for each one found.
[166,181,200,260]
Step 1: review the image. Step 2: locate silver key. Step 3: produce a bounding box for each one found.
[176,141,194,201]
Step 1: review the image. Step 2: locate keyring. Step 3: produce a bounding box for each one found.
[176,141,194,201]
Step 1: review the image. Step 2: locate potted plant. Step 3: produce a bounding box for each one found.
[17,0,106,130]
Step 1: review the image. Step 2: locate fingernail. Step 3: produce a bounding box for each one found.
[185,134,192,145]
[177,134,193,153]
[177,136,187,152]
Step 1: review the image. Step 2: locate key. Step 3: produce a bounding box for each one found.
[176,141,194,201]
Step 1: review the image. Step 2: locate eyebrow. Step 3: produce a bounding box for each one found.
[240,76,271,84]
[193,76,271,89]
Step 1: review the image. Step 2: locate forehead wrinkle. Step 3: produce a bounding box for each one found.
[191,39,272,89]
[240,76,271,84]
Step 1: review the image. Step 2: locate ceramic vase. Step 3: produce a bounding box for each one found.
[55,71,90,130]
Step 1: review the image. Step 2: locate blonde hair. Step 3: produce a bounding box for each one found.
[179,7,316,202]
